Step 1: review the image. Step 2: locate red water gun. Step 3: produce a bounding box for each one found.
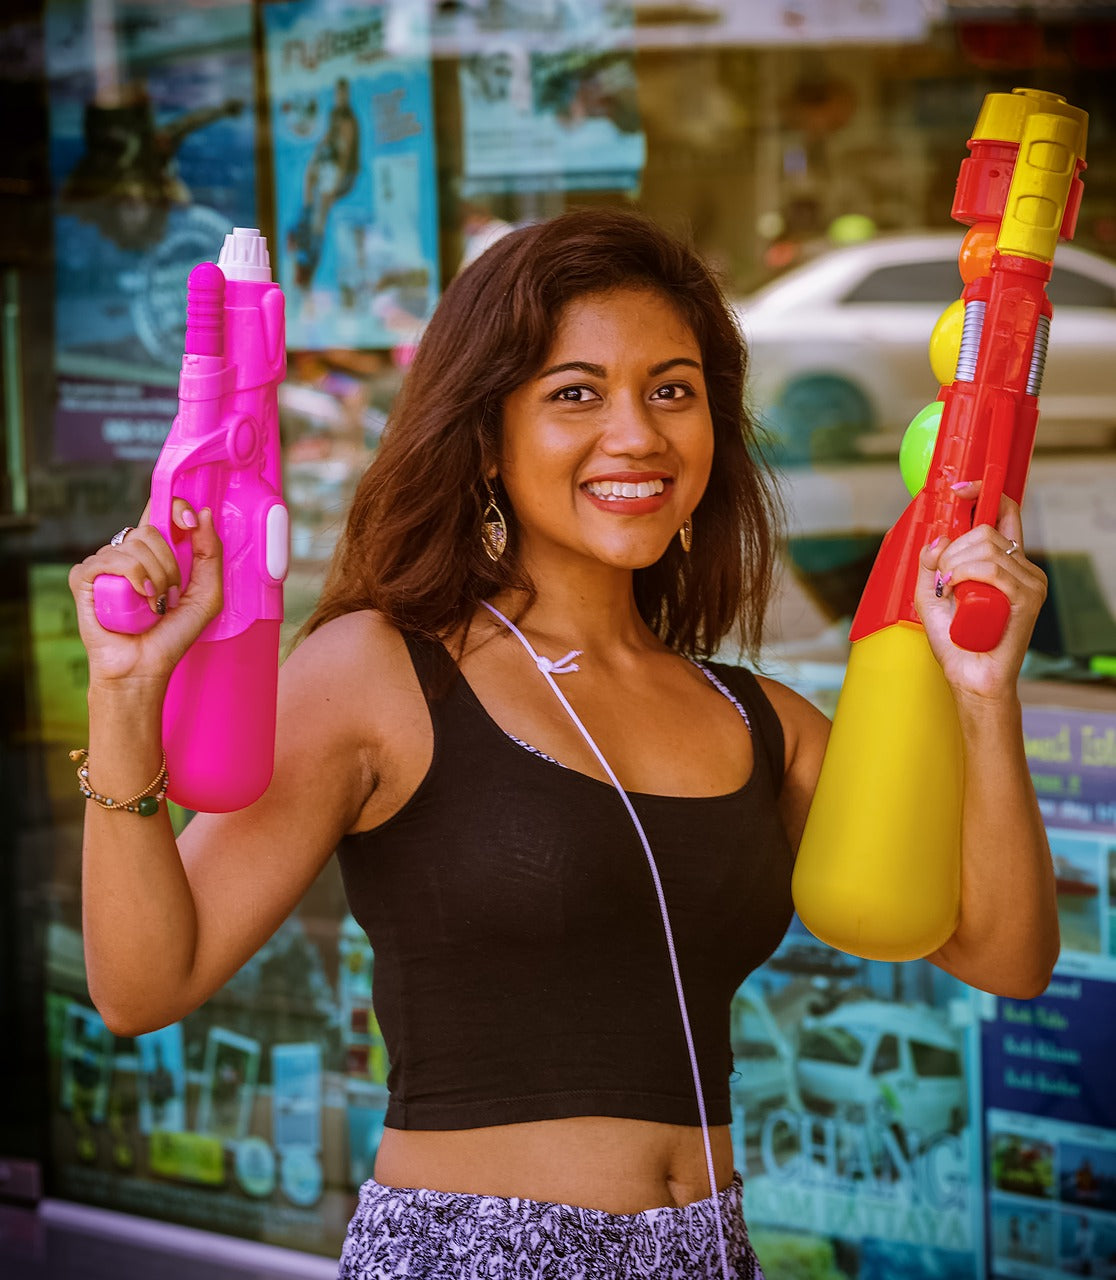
[791,89,1088,961]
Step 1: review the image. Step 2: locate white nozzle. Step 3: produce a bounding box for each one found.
[218,227,273,282]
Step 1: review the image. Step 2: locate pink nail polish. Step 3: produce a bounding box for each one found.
[180,509,198,529]
[950,480,974,491]
[929,536,941,550]
[942,572,953,586]
[143,579,156,597]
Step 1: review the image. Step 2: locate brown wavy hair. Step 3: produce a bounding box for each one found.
[299,206,782,659]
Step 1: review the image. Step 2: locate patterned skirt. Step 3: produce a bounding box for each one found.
[338,1172,765,1279]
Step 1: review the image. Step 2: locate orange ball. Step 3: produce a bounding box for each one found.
[959,223,997,283]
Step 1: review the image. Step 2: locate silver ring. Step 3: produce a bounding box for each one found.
[1005,538,1019,557]
[109,526,135,547]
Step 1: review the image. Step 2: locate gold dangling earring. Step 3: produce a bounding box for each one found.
[481,480,508,562]
[679,516,693,554]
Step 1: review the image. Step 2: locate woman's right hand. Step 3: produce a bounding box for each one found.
[69,499,224,688]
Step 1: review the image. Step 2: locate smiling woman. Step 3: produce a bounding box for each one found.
[496,286,714,576]
[68,207,1057,1280]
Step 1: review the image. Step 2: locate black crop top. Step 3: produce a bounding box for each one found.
[335,632,795,1130]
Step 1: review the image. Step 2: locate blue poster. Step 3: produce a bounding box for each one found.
[981,705,1116,1279]
[263,0,439,351]
[45,0,257,461]
[444,0,645,195]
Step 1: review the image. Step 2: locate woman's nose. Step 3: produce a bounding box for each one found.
[599,397,666,456]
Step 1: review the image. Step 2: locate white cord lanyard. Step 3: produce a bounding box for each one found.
[482,602,732,1280]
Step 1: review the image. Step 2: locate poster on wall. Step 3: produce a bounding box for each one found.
[732,940,983,1279]
[982,706,1116,1280]
[263,0,439,352]
[45,0,257,463]
[443,0,646,196]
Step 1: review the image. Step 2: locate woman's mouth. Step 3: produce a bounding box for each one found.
[581,475,673,515]
[583,478,666,501]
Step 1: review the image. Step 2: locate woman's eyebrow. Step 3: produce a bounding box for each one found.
[537,360,607,379]
[537,356,703,379]
[649,357,702,376]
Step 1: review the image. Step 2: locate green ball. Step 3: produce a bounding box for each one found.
[900,401,943,496]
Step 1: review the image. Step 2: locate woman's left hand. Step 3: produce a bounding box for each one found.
[915,482,1047,701]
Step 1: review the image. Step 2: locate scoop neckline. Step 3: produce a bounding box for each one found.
[452,657,758,804]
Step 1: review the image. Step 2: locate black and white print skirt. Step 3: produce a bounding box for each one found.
[338,1172,765,1279]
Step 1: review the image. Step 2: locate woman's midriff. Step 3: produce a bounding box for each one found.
[373,1116,736,1213]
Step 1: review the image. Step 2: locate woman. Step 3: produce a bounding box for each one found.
[69,208,1056,1279]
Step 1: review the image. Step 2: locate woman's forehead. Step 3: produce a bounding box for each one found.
[545,286,699,357]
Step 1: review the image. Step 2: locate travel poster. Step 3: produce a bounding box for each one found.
[448,0,645,196]
[44,0,257,461]
[263,0,439,351]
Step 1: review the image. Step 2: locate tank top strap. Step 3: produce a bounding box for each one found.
[399,630,459,704]
[703,661,786,795]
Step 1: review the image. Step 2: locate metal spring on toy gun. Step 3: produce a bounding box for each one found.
[1027,314,1051,396]
[955,299,985,382]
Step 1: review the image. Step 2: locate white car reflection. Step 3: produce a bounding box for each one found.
[734,233,1116,464]
[796,1000,966,1138]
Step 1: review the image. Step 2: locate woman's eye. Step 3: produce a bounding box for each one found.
[552,385,596,403]
[652,382,694,401]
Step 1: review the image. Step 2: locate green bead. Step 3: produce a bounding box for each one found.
[137,796,160,817]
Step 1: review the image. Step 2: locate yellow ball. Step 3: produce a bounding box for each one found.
[929,299,966,386]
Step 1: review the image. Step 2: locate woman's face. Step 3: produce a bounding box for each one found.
[498,287,714,578]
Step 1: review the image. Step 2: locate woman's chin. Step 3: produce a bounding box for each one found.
[585,537,676,572]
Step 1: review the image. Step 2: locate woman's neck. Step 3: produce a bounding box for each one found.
[485,567,659,662]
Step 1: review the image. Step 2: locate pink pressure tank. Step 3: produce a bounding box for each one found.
[93,227,289,812]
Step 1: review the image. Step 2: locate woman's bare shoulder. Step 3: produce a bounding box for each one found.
[278,610,433,823]
[283,610,417,692]
[752,672,830,731]
[276,610,429,745]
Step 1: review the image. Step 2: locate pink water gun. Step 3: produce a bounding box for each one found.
[93,227,289,813]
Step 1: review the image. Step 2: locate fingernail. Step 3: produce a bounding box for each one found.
[929,536,941,550]
[155,595,167,616]
[180,509,198,529]
[943,572,953,587]
[950,480,974,491]
[168,586,180,609]
[935,573,944,598]
[143,579,156,597]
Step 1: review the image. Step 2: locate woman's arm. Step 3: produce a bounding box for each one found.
[917,485,1057,997]
[755,676,831,856]
[69,508,384,1035]
[929,688,1056,997]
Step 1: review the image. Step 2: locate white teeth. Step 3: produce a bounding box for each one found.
[585,478,665,500]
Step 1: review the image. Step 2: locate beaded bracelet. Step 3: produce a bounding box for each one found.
[69,748,168,817]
